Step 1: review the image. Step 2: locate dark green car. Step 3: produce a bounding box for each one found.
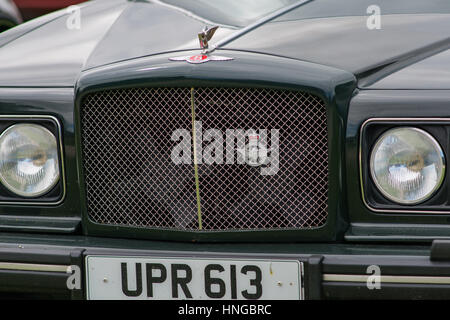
[0,0,450,300]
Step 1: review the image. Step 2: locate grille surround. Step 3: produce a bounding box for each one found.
[80,87,329,232]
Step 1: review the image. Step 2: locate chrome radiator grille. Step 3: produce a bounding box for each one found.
[80,87,329,231]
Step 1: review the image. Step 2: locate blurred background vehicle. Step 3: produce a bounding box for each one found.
[13,0,86,21]
[0,0,21,32]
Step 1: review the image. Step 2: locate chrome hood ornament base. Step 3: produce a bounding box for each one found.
[169,54,233,64]
[169,26,234,64]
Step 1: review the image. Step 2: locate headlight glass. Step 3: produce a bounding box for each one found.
[370,127,445,205]
[0,124,60,197]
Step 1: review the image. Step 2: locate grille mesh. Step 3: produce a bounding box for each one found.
[81,87,329,231]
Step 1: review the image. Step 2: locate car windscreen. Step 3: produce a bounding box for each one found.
[276,0,450,22]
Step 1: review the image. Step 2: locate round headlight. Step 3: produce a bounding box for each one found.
[370,127,445,205]
[0,124,60,197]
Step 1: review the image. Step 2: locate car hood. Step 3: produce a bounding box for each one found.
[0,0,448,88]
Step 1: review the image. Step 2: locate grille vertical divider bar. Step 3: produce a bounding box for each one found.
[191,87,203,230]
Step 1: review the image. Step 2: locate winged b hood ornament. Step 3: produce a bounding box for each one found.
[169,26,234,64]
[198,25,219,53]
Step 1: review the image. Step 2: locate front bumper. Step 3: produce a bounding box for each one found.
[0,232,448,299]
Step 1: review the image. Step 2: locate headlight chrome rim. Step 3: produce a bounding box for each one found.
[370,127,446,205]
[0,123,60,198]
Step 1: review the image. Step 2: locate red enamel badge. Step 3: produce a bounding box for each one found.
[169,54,233,64]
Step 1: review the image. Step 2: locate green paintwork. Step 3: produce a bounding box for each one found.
[74,50,355,242]
[0,232,431,257]
[346,90,450,242]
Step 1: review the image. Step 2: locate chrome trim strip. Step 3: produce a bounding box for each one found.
[323,273,450,285]
[359,117,450,214]
[0,262,71,273]
[0,115,66,206]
